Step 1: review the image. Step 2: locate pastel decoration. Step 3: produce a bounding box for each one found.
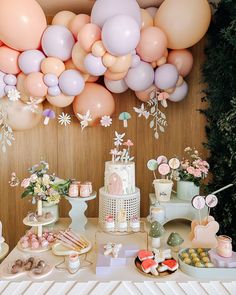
[167,49,194,77]
[102,53,117,68]
[48,85,61,96]
[71,41,88,73]
[0,0,47,51]
[42,25,75,61]
[154,64,179,90]
[158,163,170,176]
[205,194,218,208]
[52,11,76,28]
[145,7,158,18]
[104,70,128,81]
[43,74,58,87]
[155,0,211,49]
[3,74,17,86]
[108,173,123,195]
[191,195,205,210]
[140,9,154,29]
[1,97,43,131]
[64,59,77,70]
[176,76,184,87]
[41,57,65,77]
[157,155,168,165]
[73,83,115,126]
[102,14,140,56]
[43,109,55,125]
[92,41,106,57]
[104,78,128,94]
[18,50,45,75]
[125,61,154,92]
[131,55,141,68]
[69,14,91,39]
[135,84,157,102]
[87,75,99,83]
[136,27,167,62]
[24,72,48,97]
[0,46,20,74]
[156,56,167,67]
[0,71,6,98]
[78,23,101,52]
[109,54,132,73]
[147,159,158,171]
[168,81,188,102]
[47,93,74,107]
[16,73,30,102]
[168,158,180,169]
[91,0,141,28]
[84,53,107,76]
[4,85,16,94]
[59,70,85,96]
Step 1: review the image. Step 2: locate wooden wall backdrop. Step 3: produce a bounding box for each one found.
[0,11,208,249]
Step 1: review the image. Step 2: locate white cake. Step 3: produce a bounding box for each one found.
[104,161,135,195]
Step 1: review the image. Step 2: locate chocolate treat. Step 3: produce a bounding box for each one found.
[11,264,20,274]
[24,261,33,271]
[33,265,43,274]
[37,260,46,268]
[15,259,23,267]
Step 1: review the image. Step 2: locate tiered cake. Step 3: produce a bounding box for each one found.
[99,132,140,229]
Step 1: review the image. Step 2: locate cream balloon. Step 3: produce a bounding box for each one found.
[140,9,154,29]
[64,59,77,70]
[41,57,65,77]
[52,11,76,28]
[72,41,88,73]
[92,41,106,57]
[109,54,132,73]
[104,69,128,81]
[102,53,117,68]
[46,93,75,107]
[155,0,211,49]
[1,97,43,130]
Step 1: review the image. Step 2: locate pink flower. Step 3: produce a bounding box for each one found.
[186,166,195,175]
[193,169,202,178]
[21,178,31,188]
[202,160,209,168]
[123,139,134,147]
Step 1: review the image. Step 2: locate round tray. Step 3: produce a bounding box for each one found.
[52,237,92,256]
[23,216,57,227]
[134,256,178,278]
[17,241,52,253]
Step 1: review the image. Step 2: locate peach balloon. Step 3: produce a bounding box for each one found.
[41,57,65,77]
[1,97,43,131]
[167,49,193,77]
[73,83,115,126]
[0,46,20,74]
[69,14,91,39]
[72,41,88,73]
[24,72,48,97]
[46,93,75,107]
[0,41,3,46]
[155,0,211,49]
[136,27,167,62]
[64,59,77,70]
[102,53,117,68]
[52,11,76,28]
[104,69,128,81]
[135,84,157,102]
[78,24,101,52]
[0,0,47,51]
[140,9,154,29]
[87,75,99,83]
[109,54,132,73]
[92,41,106,57]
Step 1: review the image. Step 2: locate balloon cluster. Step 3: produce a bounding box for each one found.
[0,0,211,130]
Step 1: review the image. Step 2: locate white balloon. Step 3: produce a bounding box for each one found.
[104,77,128,93]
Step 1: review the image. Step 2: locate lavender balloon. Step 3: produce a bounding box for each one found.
[131,54,141,68]
[154,64,179,90]
[48,85,61,96]
[125,61,154,92]
[18,50,45,74]
[102,14,140,56]
[91,0,141,28]
[169,81,188,102]
[0,71,6,98]
[4,85,16,94]
[3,74,17,86]
[59,70,85,96]
[44,73,58,87]
[42,25,75,61]
[84,53,107,76]
[104,77,128,93]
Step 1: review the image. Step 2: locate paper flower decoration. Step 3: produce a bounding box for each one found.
[24,97,40,113]
[133,104,149,119]
[58,112,71,126]
[123,139,134,147]
[100,115,112,127]
[77,110,92,131]
[114,131,125,146]
[7,89,20,101]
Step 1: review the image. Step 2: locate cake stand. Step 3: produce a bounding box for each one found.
[65,192,97,232]
[0,242,9,262]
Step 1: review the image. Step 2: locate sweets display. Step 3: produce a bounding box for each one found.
[19,230,56,250]
[56,229,90,252]
[179,248,214,268]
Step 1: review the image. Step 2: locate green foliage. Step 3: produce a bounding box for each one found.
[202,0,236,249]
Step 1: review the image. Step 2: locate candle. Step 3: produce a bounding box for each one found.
[69,181,80,197]
[216,235,232,258]
[150,205,165,224]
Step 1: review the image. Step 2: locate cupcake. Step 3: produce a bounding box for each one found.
[104,215,115,231]
[130,217,140,232]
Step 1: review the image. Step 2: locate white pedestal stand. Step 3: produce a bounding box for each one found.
[65,192,96,232]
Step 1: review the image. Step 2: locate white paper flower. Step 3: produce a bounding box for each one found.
[100,115,112,127]
[77,110,92,131]
[133,104,150,119]
[24,97,40,113]
[114,131,125,146]
[58,112,71,126]
[7,89,20,102]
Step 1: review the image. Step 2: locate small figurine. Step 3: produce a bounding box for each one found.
[149,221,166,249]
[104,242,122,258]
[167,232,184,252]
[153,248,172,263]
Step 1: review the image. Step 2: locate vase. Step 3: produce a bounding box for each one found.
[42,201,59,222]
[153,179,173,202]
[176,181,200,201]
[151,237,161,249]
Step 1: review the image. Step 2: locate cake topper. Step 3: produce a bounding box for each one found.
[110,131,134,163]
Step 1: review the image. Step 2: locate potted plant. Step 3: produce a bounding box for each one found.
[167,232,184,252]
[177,147,209,201]
[149,221,166,248]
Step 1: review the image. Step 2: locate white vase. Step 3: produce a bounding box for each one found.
[151,237,161,249]
[153,179,173,202]
[177,181,200,201]
[42,202,59,222]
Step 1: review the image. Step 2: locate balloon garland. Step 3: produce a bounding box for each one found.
[0,0,211,152]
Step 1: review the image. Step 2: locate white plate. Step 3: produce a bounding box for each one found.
[52,236,92,256]
[23,216,57,227]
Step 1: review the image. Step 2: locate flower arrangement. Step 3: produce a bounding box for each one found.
[110,131,134,163]
[10,161,70,204]
[178,147,209,186]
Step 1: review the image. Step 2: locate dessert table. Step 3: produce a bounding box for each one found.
[0,218,235,295]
